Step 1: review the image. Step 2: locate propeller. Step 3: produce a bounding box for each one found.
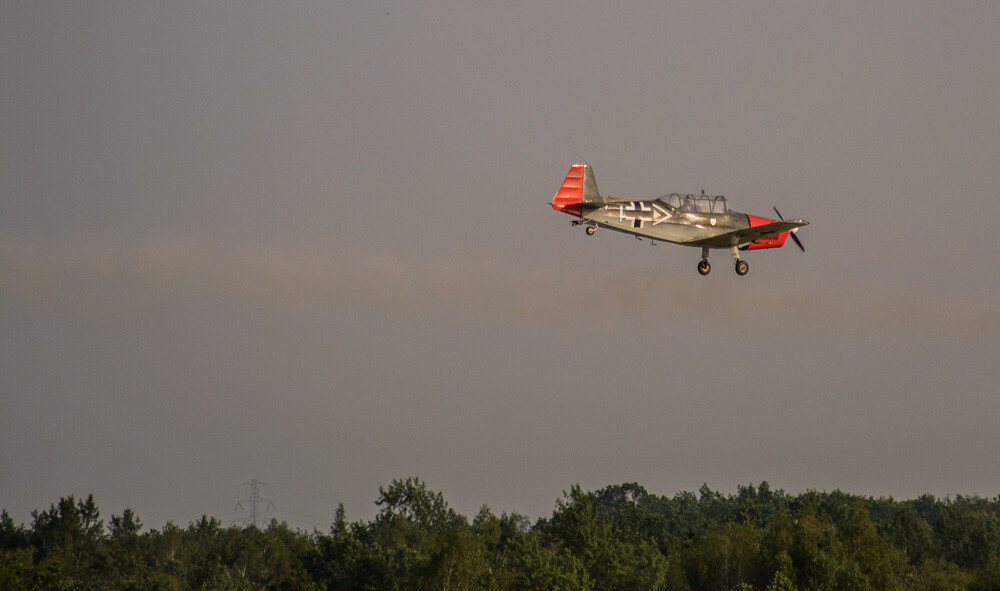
[773,206,805,252]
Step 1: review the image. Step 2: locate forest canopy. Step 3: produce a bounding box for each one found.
[2,478,999,590]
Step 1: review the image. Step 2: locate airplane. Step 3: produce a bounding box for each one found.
[550,163,808,276]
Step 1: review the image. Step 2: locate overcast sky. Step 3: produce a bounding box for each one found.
[3,2,999,531]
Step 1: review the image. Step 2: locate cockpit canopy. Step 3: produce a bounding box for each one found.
[660,193,728,214]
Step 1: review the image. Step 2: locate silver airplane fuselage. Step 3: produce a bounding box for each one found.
[582,196,757,249]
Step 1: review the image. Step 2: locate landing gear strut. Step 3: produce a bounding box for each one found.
[731,246,749,276]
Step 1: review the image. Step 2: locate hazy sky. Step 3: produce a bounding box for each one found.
[3,2,999,531]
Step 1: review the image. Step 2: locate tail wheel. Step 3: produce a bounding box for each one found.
[585,225,596,236]
[735,260,749,276]
[697,260,711,275]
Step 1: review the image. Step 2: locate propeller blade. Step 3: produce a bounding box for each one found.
[774,206,805,251]
[790,232,805,252]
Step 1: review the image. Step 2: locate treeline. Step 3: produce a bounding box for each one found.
[2,479,999,590]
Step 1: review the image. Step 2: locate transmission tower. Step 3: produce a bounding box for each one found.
[234,479,276,528]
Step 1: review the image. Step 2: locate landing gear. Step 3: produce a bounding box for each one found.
[570,220,597,235]
[730,246,749,277]
[699,247,750,276]
[698,247,711,276]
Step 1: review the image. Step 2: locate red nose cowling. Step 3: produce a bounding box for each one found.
[743,214,789,250]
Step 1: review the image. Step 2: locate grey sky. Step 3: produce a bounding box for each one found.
[3,2,999,531]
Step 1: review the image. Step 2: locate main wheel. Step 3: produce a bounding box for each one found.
[697,260,711,275]
[735,260,749,276]
[585,225,596,236]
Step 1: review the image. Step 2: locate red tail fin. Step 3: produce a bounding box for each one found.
[551,163,601,217]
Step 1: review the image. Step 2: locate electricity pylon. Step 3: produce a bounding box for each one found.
[234,479,276,528]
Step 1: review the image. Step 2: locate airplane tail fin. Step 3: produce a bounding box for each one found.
[551,163,603,217]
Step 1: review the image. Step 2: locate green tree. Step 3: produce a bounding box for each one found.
[107,508,150,589]
[682,522,762,591]
[310,530,412,591]
[761,507,844,591]
[146,520,186,586]
[29,560,81,591]
[933,496,996,570]
[332,503,349,538]
[29,495,105,582]
[910,557,976,591]
[424,525,489,591]
[884,503,933,565]
[608,539,671,591]
[182,515,230,589]
[1,510,29,551]
[0,510,33,591]
[375,477,463,533]
[373,477,464,557]
[545,485,671,590]
[765,568,797,591]
[0,548,33,591]
[546,486,599,571]
[512,533,591,591]
[837,501,904,590]
[472,506,529,590]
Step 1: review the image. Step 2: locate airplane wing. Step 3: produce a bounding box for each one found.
[688,220,809,248]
